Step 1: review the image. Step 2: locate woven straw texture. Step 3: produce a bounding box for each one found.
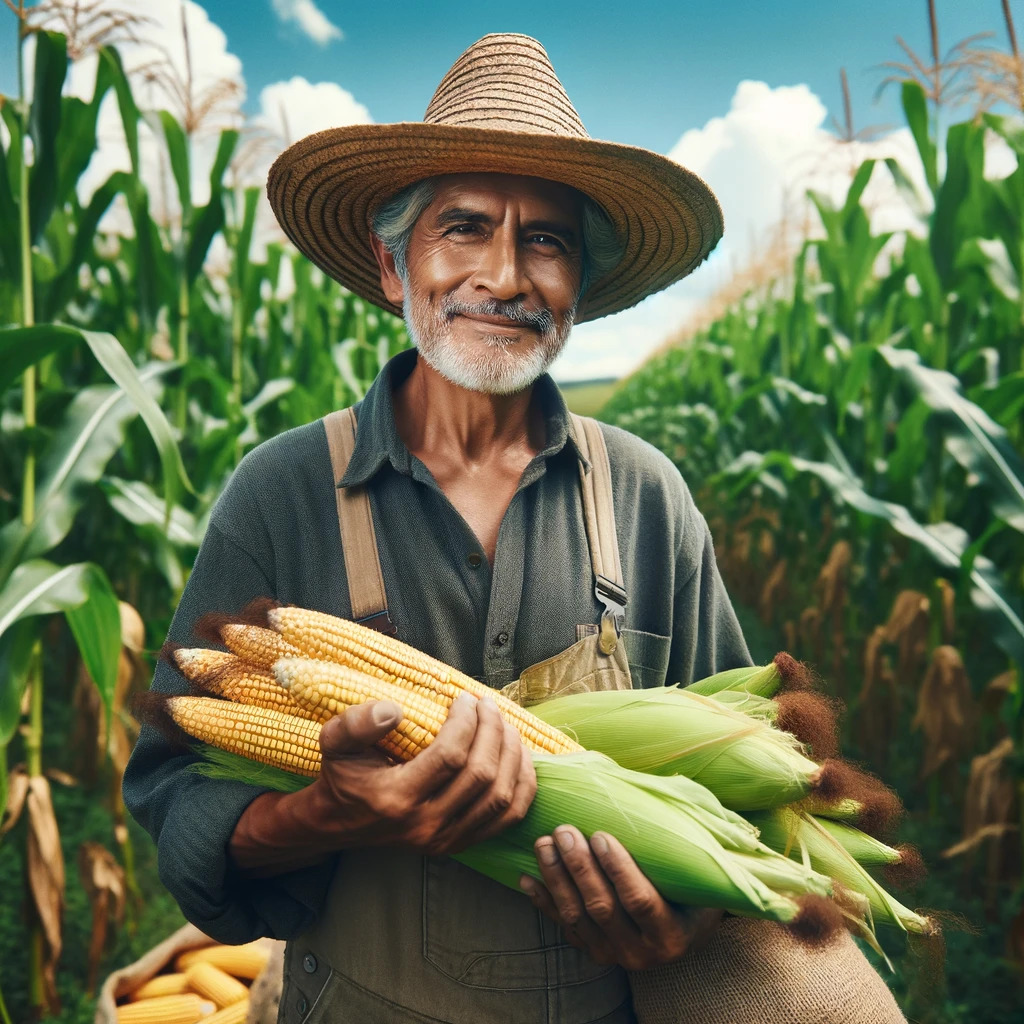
[628,918,906,1024]
[266,33,723,323]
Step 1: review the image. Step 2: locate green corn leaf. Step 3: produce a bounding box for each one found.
[64,564,121,739]
[718,451,1024,665]
[879,343,1024,533]
[100,477,200,547]
[28,30,67,243]
[901,81,937,195]
[0,361,178,582]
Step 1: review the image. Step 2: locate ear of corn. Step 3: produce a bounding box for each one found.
[219,623,304,670]
[176,942,270,979]
[683,663,783,697]
[115,994,211,1024]
[167,697,323,777]
[530,687,821,810]
[172,648,238,683]
[266,606,583,755]
[748,808,935,936]
[183,963,249,1007]
[176,653,315,720]
[129,975,190,1001]
[163,612,931,948]
[274,658,447,759]
[199,1000,250,1024]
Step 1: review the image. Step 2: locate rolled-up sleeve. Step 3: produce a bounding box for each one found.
[123,517,334,943]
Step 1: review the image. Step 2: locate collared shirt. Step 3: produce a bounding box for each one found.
[123,348,751,943]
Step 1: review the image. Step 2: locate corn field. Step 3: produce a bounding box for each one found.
[1,0,1023,1021]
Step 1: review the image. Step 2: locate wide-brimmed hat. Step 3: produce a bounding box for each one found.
[267,33,723,323]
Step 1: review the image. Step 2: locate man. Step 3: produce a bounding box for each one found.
[124,33,751,1023]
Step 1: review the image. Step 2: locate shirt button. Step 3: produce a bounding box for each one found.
[302,953,317,973]
[467,552,482,568]
[297,997,309,1016]
[494,631,509,647]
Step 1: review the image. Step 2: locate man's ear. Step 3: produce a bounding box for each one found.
[369,234,405,305]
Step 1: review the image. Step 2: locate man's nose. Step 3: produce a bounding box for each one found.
[472,229,527,301]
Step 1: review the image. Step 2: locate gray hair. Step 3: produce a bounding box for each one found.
[371,176,622,298]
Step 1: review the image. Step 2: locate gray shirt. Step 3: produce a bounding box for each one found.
[122,348,751,943]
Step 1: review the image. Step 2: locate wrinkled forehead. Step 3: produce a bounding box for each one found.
[424,172,585,222]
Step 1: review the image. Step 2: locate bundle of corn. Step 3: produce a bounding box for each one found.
[113,941,270,1024]
[153,602,934,953]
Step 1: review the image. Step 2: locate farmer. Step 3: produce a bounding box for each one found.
[124,33,752,1023]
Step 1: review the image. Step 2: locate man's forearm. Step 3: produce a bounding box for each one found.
[228,786,338,878]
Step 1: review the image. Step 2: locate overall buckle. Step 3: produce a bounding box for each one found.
[594,575,627,655]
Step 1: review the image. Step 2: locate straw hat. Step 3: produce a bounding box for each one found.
[267,33,723,323]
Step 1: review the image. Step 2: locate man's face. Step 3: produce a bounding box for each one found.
[394,173,583,395]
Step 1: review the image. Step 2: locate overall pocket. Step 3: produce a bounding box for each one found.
[421,856,617,991]
[620,629,671,690]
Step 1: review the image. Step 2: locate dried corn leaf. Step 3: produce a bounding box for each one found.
[27,775,65,1013]
[912,645,974,779]
[1,764,29,838]
[78,841,126,994]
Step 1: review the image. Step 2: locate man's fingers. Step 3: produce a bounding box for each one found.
[319,700,402,758]
[433,697,510,818]
[396,693,480,797]
[589,830,678,934]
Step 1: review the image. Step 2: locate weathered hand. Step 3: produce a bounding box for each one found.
[311,691,536,856]
[520,825,723,971]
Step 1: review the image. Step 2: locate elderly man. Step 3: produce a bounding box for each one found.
[124,33,751,1024]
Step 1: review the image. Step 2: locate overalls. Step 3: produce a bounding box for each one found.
[279,408,638,1024]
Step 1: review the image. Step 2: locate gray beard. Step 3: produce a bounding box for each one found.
[402,287,574,395]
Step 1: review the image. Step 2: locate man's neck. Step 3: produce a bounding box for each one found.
[392,354,546,465]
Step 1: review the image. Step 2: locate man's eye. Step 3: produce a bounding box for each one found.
[529,234,565,250]
[447,224,478,235]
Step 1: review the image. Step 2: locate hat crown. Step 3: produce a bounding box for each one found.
[423,33,589,139]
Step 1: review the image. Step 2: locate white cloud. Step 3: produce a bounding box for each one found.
[271,0,343,46]
[553,79,933,382]
[257,77,372,146]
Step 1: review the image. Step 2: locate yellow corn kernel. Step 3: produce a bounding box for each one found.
[175,942,270,979]
[129,975,190,1001]
[219,624,304,670]
[275,658,449,761]
[266,607,582,755]
[194,661,316,720]
[116,994,211,1024]
[184,963,249,1008]
[172,649,238,683]
[167,697,323,777]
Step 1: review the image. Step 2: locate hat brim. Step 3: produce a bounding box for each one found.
[267,122,723,323]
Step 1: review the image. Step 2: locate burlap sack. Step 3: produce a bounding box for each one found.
[94,924,284,1024]
[628,918,906,1024]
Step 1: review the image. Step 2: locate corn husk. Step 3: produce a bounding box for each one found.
[531,687,820,810]
[748,807,935,936]
[683,663,783,697]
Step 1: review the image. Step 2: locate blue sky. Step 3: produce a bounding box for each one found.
[216,0,995,151]
[1,1,1017,378]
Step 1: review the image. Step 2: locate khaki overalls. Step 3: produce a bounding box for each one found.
[278,408,638,1024]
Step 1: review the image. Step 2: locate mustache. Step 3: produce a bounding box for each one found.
[440,296,556,335]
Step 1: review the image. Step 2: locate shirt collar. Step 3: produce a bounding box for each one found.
[337,348,589,488]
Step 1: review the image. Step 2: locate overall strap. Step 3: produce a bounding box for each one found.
[568,413,628,654]
[322,407,397,635]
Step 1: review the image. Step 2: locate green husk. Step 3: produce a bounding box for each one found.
[748,808,935,936]
[683,662,783,697]
[707,689,779,723]
[813,816,903,866]
[531,688,819,810]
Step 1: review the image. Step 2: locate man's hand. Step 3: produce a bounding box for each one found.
[520,825,722,971]
[229,693,536,876]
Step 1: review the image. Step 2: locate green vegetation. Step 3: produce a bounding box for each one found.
[2,1,1022,1020]
[601,77,1024,1024]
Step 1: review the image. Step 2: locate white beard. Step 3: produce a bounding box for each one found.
[402,285,574,395]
